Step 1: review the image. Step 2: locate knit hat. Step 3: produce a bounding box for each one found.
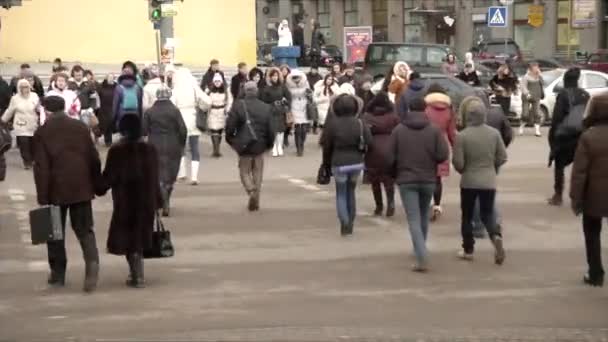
[243,81,258,96]
[212,72,223,83]
[42,96,66,113]
[156,86,172,100]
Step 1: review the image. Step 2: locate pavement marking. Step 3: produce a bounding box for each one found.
[7,187,46,269]
[46,315,67,320]
[9,194,25,202]
[7,189,25,195]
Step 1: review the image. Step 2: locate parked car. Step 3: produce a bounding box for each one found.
[501,68,608,124]
[577,50,608,74]
[481,58,565,76]
[371,73,488,111]
[363,42,460,81]
[472,38,523,62]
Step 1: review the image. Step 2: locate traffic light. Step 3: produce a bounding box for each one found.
[149,0,162,22]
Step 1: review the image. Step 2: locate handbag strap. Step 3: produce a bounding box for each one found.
[357,119,364,145]
[155,211,166,232]
[242,100,252,124]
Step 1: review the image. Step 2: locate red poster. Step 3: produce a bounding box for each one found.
[344,27,373,64]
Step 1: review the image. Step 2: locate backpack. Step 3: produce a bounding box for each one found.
[120,85,139,112]
[555,89,586,138]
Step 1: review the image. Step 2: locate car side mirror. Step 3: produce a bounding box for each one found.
[553,86,563,93]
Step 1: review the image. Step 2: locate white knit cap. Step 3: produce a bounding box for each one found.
[212,73,223,83]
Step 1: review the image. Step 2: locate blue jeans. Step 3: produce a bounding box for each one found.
[187,135,200,161]
[333,168,360,228]
[399,183,435,265]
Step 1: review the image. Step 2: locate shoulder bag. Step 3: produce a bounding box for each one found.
[194,87,208,132]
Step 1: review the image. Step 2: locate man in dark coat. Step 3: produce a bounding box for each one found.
[10,64,45,98]
[98,75,117,146]
[33,96,102,292]
[548,67,590,206]
[306,66,323,90]
[398,72,426,118]
[293,22,305,65]
[226,81,275,212]
[231,62,249,99]
[143,86,187,217]
[201,59,224,91]
[570,90,608,287]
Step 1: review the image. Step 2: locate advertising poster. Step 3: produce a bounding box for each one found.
[343,26,372,64]
[572,0,596,28]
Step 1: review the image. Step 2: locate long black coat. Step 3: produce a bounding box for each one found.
[98,81,116,133]
[549,87,590,168]
[98,141,162,255]
[143,100,187,184]
[226,95,275,156]
[260,83,291,133]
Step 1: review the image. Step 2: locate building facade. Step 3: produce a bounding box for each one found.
[257,0,608,59]
[0,0,257,66]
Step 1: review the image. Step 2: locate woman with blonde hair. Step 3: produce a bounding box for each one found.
[2,79,40,169]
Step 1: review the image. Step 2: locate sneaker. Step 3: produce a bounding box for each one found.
[492,236,506,265]
[457,250,474,261]
[411,262,428,273]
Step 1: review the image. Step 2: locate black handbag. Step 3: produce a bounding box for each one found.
[29,205,64,245]
[231,100,258,154]
[0,124,12,154]
[305,89,318,121]
[194,87,208,132]
[143,212,174,259]
[316,164,331,185]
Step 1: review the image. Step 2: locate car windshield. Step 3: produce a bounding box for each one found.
[485,43,518,56]
[541,69,565,86]
[368,45,425,64]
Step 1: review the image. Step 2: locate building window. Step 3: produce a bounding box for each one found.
[473,0,493,7]
[557,0,580,51]
[317,0,331,40]
[513,2,534,53]
[344,0,358,27]
[372,0,388,42]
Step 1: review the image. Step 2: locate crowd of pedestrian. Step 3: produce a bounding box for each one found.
[0,52,604,293]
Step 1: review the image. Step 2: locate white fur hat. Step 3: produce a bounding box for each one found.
[212,73,223,83]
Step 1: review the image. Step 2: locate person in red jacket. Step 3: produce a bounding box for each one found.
[424,84,456,222]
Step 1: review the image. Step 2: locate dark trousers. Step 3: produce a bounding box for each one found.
[433,177,443,206]
[460,188,501,253]
[583,215,605,280]
[160,182,174,212]
[16,136,34,166]
[496,95,511,116]
[371,175,394,208]
[47,201,99,275]
[554,164,565,196]
[294,123,309,155]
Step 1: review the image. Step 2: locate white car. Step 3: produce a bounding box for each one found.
[506,69,608,124]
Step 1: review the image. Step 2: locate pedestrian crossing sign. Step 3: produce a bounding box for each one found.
[488,6,508,27]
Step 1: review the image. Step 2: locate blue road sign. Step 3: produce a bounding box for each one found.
[488,6,508,28]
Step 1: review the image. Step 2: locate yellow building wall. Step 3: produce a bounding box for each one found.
[0,0,256,66]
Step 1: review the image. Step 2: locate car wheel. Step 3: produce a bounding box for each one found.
[541,106,550,126]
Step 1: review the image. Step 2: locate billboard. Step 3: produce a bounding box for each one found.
[343,26,372,64]
[572,0,596,28]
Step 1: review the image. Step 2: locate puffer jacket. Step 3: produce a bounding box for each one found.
[362,95,400,173]
[1,92,40,136]
[286,71,311,124]
[206,87,232,131]
[424,92,456,178]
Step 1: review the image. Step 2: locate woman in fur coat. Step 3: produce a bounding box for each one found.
[286,69,312,157]
[206,72,233,158]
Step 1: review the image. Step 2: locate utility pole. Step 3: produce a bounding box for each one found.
[159,0,174,50]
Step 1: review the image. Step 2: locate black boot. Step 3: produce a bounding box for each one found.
[386,186,395,218]
[211,135,221,158]
[216,135,223,157]
[47,271,65,287]
[79,232,99,293]
[126,253,145,288]
[372,183,383,216]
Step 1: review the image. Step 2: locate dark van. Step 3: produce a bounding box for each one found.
[363,42,456,81]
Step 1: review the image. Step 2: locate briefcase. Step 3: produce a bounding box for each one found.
[29,205,63,245]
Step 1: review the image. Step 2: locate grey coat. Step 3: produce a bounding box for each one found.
[452,102,507,189]
[143,100,187,184]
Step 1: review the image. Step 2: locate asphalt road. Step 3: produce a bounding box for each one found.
[0,130,607,341]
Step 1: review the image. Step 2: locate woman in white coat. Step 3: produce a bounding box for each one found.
[313,74,340,128]
[285,69,311,156]
[171,68,211,185]
[206,72,232,158]
[1,79,40,169]
[277,19,293,47]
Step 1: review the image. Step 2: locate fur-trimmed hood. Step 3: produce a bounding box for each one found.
[393,61,411,80]
[265,67,284,86]
[285,70,309,90]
